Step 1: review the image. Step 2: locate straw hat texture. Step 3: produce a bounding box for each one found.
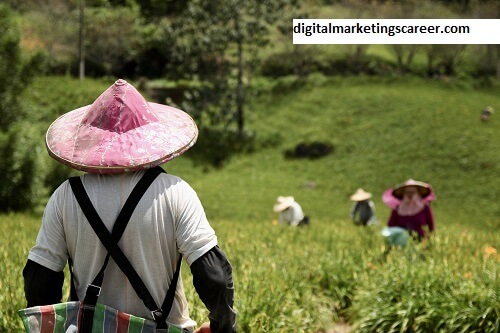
[350,188,372,201]
[392,179,432,199]
[46,79,198,174]
[273,196,295,213]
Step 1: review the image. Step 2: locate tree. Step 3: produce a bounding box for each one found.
[170,0,300,137]
[133,0,187,19]
[21,0,78,74]
[0,4,45,211]
[84,5,143,76]
[0,3,39,130]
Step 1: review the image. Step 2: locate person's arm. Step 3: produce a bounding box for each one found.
[387,209,399,227]
[24,182,69,307]
[369,200,375,215]
[190,246,236,333]
[278,211,285,225]
[368,201,376,223]
[426,205,435,233]
[23,259,64,307]
[350,203,358,221]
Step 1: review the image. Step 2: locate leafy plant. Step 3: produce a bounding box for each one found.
[2,215,498,332]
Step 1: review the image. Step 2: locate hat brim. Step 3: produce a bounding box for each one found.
[46,102,198,174]
[392,182,431,199]
[382,187,436,209]
[350,193,372,201]
[273,197,294,213]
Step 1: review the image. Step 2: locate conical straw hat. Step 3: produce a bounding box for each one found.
[46,79,198,174]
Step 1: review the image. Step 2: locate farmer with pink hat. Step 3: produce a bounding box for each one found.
[22,80,236,333]
[383,179,436,242]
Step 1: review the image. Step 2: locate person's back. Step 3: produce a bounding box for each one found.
[273,196,309,227]
[23,79,236,333]
[280,201,304,226]
[32,171,215,325]
[351,200,375,226]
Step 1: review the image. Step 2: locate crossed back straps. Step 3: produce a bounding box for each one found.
[69,167,181,329]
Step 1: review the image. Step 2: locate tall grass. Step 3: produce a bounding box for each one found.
[2,214,498,332]
[0,213,41,331]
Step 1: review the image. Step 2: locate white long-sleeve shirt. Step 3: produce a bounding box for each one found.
[28,170,218,329]
[279,201,305,226]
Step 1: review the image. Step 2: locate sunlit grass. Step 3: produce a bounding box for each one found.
[3,214,498,332]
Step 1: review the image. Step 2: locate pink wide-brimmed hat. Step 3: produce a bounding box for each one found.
[382,179,436,209]
[46,79,198,174]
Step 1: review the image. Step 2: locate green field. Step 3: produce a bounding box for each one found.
[0,75,498,332]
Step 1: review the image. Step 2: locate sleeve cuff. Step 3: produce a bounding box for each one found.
[185,239,218,267]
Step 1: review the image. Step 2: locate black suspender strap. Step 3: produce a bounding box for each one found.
[69,166,181,329]
[161,253,182,320]
[85,166,166,294]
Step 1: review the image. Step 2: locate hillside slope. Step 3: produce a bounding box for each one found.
[22,75,499,230]
[167,75,499,230]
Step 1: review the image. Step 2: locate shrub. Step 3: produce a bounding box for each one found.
[0,3,41,130]
[0,122,47,212]
[318,55,398,76]
[284,141,334,159]
[187,126,256,168]
[260,49,320,78]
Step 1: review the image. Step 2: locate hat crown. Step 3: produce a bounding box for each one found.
[46,79,198,174]
[350,188,372,201]
[82,79,158,133]
[277,196,293,203]
[273,196,295,212]
[391,179,432,199]
[405,179,418,185]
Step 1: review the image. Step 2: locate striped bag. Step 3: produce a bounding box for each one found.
[19,301,185,332]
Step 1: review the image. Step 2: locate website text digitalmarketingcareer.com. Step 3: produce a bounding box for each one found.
[292,19,500,44]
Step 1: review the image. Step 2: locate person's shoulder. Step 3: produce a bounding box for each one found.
[157,172,185,184]
[156,172,197,192]
[51,178,72,196]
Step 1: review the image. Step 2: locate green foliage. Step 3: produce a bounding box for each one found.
[0,76,113,212]
[260,50,313,78]
[167,0,301,146]
[131,18,175,78]
[1,72,499,330]
[0,122,47,212]
[0,213,42,332]
[349,234,499,333]
[134,0,187,18]
[187,127,256,168]
[212,74,499,225]
[84,5,143,76]
[10,0,500,81]
[19,0,77,75]
[2,214,498,332]
[21,76,113,121]
[0,5,46,212]
[0,3,40,130]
